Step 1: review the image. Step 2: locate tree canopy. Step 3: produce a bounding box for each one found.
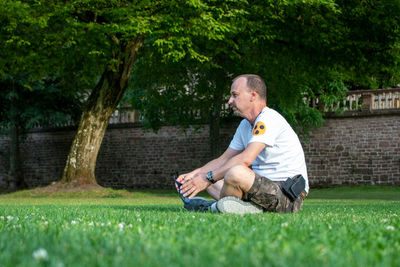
[128,0,400,138]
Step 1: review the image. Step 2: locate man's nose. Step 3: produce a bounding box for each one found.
[228,97,233,105]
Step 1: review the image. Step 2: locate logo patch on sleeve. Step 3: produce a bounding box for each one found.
[253,121,266,136]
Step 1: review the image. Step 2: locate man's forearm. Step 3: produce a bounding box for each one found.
[212,153,250,182]
[196,156,230,175]
[178,147,243,187]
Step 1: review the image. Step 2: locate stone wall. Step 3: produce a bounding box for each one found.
[1,111,399,189]
[304,112,400,186]
[0,125,214,189]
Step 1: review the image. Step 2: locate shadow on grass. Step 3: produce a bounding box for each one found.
[106,204,183,213]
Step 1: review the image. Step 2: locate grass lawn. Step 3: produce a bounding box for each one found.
[0,186,399,267]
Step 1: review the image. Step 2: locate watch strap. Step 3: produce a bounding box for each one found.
[206,171,216,184]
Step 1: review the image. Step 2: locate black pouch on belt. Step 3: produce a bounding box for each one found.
[280,175,306,202]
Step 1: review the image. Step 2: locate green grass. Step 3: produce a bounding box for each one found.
[0,187,180,199]
[0,187,399,267]
[307,186,400,200]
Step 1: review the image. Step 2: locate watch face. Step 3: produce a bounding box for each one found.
[206,171,214,183]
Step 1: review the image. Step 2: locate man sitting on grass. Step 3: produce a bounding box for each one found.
[176,74,309,214]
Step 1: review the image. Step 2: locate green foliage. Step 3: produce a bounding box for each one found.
[2,0,399,135]
[335,0,400,89]
[127,58,233,131]
[243,0,400,130]
[0,188,399,266]
[126,0,247,132]
[1,0,249,131]
[128,0,400,134]
[0,75,82,133]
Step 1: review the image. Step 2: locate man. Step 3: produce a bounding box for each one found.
[176,74,308,214]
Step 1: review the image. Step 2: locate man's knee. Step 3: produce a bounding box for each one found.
[224,165,253,186]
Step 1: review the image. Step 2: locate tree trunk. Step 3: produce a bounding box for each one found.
[60,36,143,185]
[209,96,222,157]
[8,119,19,190]
[8,83,24,190]
[209,73,226,157]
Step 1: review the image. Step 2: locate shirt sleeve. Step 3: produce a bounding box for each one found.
[229,120,246,151]
[249,115,280,147]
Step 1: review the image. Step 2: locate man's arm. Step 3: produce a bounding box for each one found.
[176,147,241,184]
[212,142,266,182]
[180,142,266,198]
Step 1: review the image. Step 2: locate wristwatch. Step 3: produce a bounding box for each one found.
[206,171,216,184]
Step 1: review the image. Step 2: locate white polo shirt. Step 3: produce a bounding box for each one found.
[229,107,309,193]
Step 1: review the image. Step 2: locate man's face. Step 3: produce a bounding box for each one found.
[228,77,253,117]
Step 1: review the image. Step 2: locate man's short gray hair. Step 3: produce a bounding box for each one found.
[233,74,267,100]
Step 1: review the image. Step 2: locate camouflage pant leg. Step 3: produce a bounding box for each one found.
[243,174,304,213]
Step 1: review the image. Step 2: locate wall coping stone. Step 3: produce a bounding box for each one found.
[325,108,400,118]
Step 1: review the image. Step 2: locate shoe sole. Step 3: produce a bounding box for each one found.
[216,196,263,214]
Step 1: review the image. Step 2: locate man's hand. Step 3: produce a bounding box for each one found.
[179,172,211,199]
[175,171,197,191]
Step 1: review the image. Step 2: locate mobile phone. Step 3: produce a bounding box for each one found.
[172,171,190,203]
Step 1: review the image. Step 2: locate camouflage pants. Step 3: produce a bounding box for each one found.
[242,174,305,213]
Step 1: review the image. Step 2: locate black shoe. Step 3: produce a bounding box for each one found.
[184,197,216,212]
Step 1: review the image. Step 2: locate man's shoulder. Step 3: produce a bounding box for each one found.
[256,108,292,132]
[258,107,284,122]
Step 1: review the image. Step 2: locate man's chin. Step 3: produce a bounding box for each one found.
[232,110,241,117]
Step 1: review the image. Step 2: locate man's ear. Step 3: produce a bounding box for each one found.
[250,91,258,102]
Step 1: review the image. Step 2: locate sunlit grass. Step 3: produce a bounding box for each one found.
[0,187,399,267]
